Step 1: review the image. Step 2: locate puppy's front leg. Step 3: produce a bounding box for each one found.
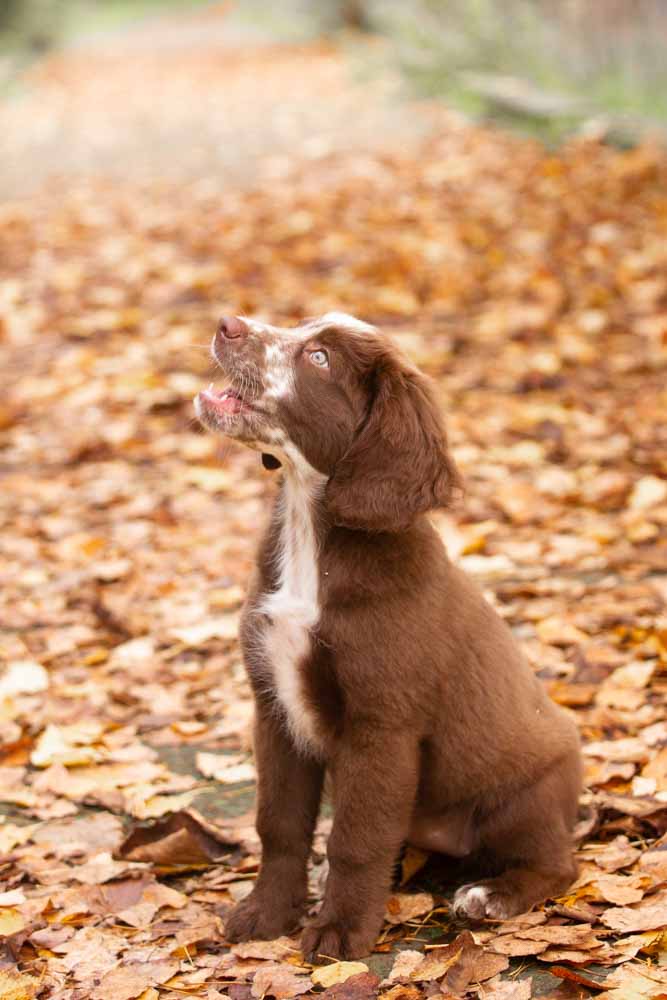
[225,698,324,943]
[302,728,418,962]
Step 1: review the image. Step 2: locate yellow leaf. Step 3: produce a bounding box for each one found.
[0,909,24,936]
[311,961,369,988]
[0,970,38,1000]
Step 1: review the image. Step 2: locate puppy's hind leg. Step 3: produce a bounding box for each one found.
[453,750,580,921]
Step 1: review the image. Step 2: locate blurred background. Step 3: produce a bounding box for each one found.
[2,4,666,996]
[3,0,667,193]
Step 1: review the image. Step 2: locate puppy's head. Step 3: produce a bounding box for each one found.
[195,312,460,531]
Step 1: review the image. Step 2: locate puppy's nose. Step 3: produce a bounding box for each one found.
[218,316,247,340]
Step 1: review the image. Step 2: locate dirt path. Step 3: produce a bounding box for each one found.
[0,3,444,197]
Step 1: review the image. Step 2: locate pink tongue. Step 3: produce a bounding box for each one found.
[218,392,243,414]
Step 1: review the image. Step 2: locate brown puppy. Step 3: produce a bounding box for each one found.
[195,312,582,962]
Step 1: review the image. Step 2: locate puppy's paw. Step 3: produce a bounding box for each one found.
[452,881,519,921]
[301,919,377,964]
[225,891,302,943]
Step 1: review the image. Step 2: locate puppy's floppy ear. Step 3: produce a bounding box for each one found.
[326,354,461,532]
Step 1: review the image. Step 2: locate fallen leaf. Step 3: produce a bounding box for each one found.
[596,962,667,999]
[250,964,312,1000]
[0,970,39,1000]
[628,476,667,510]
[468,950,509,982]
[0,661,48,698]
[0,909,25,936]
[412,931,482,994]
[30,722,105,767]
[0,890,26,906]
[312,961,369,988]
[126,788,199,819]
[379,986,422,1000]
[231,937,300,961]
[537,617,588,646]
[196,751,256,784]
[475,976,533,999]
[601,891,667,932]
[318,972,381,999]
[382,949,423,984]
[170,616,239,645]
[117,809,238,865]
[384,892,434,925]
[90,960,180,1000]
[400,846,430,886]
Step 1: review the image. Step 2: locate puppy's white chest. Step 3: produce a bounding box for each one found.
[262,592,320,751]
[258,466,325,753]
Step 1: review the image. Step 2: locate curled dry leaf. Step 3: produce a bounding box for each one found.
[117,809,240,866]
[411,931,488,994]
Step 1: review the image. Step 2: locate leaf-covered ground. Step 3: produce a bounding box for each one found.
[1,10,667,1000]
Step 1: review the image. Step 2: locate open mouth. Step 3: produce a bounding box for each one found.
[197,384,252,417]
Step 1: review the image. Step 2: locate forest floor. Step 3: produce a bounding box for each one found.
[1,5,667,999]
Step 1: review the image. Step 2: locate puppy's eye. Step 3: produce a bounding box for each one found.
[308,349,329,368]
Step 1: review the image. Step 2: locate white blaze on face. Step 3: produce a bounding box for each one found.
[263,339,295,401]
[260,312,375,405]
[317,311,376,335]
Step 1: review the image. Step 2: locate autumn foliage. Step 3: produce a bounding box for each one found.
[1,25,667,1000]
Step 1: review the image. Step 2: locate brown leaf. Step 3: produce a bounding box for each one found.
[116,880,188,928]
[379,986,422,1000]
[601,890,667,932]
[382,949,424,985]
[250,964,311,999]
[173,913,223,948]
[468,950,509,982]
[231,936,300,961]
[595,963,667,999]
[317,972,381,999]
[581,835,641,873]
[476,977,533,999]
[412,931,480,994]
[117,808,239,866]
[550,966,607,991]
[90,960,180,1000]
[384,892,434,925]
[490,935,549,957]
[639,849,667,881]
